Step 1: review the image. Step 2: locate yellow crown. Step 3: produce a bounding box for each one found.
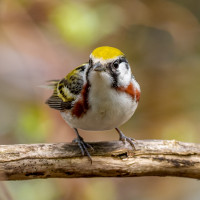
[91,46,124,60]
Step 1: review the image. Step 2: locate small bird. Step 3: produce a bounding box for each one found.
[46,46,141,162]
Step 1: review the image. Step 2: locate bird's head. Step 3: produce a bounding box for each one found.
[87,46,132,88]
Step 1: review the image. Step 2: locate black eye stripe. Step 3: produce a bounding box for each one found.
[106,63,119,88]
[111,57,128,67]
[89,58,93,66]
[111,57,128,70]
[119,57,128,64]
[113,60,119,68]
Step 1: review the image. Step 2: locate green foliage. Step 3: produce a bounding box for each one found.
[16,105,51,143]
[50,2,123,47]
[7,180,60,200]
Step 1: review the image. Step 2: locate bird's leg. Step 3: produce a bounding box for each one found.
[72,128,93,163]
[115,128,136,150]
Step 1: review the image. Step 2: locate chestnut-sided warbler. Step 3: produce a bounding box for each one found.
[46,46,141,162]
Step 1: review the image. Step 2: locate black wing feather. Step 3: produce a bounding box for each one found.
[45,95,72,111]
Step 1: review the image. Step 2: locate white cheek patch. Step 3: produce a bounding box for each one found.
[118,62,132,87]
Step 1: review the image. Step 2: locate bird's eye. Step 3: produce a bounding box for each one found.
[113,60,119,69]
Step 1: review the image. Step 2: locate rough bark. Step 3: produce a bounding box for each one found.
[0,140,200,180]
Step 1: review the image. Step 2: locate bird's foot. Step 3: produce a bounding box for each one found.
[72,135,94,163]
[116,128,136,150]
[119,134,136,150]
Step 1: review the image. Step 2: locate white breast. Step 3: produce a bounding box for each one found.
[61,72,139,131]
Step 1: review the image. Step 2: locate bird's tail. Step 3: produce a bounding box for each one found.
[38,80,60,90]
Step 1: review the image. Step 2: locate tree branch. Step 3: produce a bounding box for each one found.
[0,140,200,180]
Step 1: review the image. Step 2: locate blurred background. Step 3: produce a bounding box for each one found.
[0,0,200,199]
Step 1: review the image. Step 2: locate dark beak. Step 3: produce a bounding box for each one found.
[93,63,105,72]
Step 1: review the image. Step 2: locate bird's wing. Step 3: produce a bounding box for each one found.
[45,64,88,111]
